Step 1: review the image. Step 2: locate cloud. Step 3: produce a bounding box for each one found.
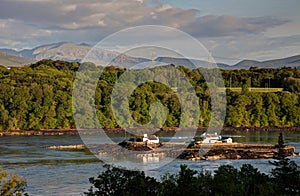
[183,15,289,37]
[0,0,292,52]
[0,0,288,32]
[0,0,200,48]
[0,0,194,30]
[199,34,300,64]
[0,19,53,48]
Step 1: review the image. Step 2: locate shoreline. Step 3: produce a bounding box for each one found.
[1,126,300,136]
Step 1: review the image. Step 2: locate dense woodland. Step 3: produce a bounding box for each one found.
[1,59,300,130]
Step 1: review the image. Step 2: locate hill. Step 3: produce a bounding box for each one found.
[156,55,300,70]
[0,52,35,67]
[155,56,231,69]
[232,55,300,69]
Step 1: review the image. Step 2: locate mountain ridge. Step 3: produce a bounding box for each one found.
[1,42,300,69]
[0,52,35,67]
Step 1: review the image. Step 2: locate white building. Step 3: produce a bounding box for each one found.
[143,134,160,144]
[225,138,233,143]
[200,132,222,144]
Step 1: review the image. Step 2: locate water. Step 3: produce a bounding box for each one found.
[0,131,299,195]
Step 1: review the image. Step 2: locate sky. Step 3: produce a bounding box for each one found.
[0,0,300,64]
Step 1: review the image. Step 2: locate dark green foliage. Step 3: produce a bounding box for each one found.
[0,168,28,196]
[283,77,300,92]
[278,132,284,147]
[213,165,239,195]
[0,60,76,130]
[86,161,300,196]
[85,164,161,196]
[160,165,200,196]
[2,60,300,130]
[270,158,300,195]
[236,164,271,196]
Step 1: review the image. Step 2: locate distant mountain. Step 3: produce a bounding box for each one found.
[1,42,300,69]
[0,42,93,60]
[0,43,227,68]
[231,55,300,69]
[231,60,260,69]
[0,52,35,67]
[0,42,150,68]
[155,56,231,69]
[0,49,20,56]
[155,55,300,70]
[155,57,204,69]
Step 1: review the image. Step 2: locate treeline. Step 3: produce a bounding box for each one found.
[1,59,300,130]
[85,158,300,196]
[222,66,300,89]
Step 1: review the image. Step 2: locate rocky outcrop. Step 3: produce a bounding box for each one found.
[0,129,78,136]
[179,143,296,160]
[118,141,161,151]
[88,142,297,161]
[47,144,85,150]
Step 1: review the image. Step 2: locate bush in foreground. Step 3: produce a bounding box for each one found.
[86,158,300,196]
[0,168,27,196]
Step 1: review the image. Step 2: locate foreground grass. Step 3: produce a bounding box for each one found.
[218,87,283,92]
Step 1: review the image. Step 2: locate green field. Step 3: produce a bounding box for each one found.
[218,87,283,93]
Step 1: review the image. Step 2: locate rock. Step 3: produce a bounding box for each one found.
[47,144,85,150]
[179,143,296,160]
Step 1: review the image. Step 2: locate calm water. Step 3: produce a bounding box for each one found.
[0,131,300,195]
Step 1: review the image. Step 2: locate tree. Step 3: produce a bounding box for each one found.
[86,162,300,196]
[175,165,198,196]
[283,77,300,92]
[213,165,239,195]
[248,93,264,126]
[264,93,280,126]
[85,164,160,196]
[238,164,271,195]
[270,158,300,195]
[3,60,300,131]
[278,132,284,147]
[0,168,27,196]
